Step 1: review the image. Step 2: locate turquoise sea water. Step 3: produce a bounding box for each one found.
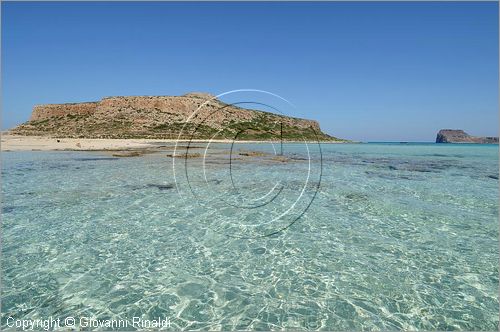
[2,143,498,330]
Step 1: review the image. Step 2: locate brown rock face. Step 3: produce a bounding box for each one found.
[12,93,338,141]
[436,129,498,144]
[31,102,98,121]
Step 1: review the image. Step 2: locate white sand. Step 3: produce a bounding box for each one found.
[1,135,170,151]
[1,134,347,152]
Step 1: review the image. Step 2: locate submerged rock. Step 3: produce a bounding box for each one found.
[166,152,202,159]
[345,192,369,201]
[74,157,118,161]
[146,184,174,190]
[238,150,269,157]
[112,151,145,157]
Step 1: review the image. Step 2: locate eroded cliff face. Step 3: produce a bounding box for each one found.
[30,102,98,121]
[436,129,498,144]
[12,93,335,140]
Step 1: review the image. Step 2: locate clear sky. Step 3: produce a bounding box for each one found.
[2,2,498,141]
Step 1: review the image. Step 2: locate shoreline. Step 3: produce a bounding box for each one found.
[1,134,350,152]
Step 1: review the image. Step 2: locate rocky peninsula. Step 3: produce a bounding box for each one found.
[436,129,498,144]
[10,93,342,141]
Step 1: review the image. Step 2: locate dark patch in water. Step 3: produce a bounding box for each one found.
[288,153,308,161]
[146,184,175,191]
[365,170,400,180]
[16,191,35,196]
[48,164,71,170]
[74,157,119,161]
[15,161,36,172]
[354,155,474,174]
[2,206,16,213]
[407,167,433,173]
[253,247,267,255]
[127,183,175,191]
[399,175,418,180]
[345,193,369,201]
[365,170,422,181]
[487,175,499,180]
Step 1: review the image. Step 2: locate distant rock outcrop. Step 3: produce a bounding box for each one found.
[11,93,343,141]
[436,129,498,144]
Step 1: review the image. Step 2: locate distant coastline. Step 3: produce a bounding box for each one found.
[436,129,498,144]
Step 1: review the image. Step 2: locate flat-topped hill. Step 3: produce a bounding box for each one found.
[11,93,343,141]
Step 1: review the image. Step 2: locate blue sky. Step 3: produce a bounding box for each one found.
[2,2,498,141]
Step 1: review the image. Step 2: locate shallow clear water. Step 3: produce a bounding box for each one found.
[2,143,498,330]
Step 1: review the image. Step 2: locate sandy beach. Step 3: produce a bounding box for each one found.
[1,134,178,152]
[1,134,347,152]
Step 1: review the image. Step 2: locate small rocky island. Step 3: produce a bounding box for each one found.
[436,129,498,144]
[11,93,343,141]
